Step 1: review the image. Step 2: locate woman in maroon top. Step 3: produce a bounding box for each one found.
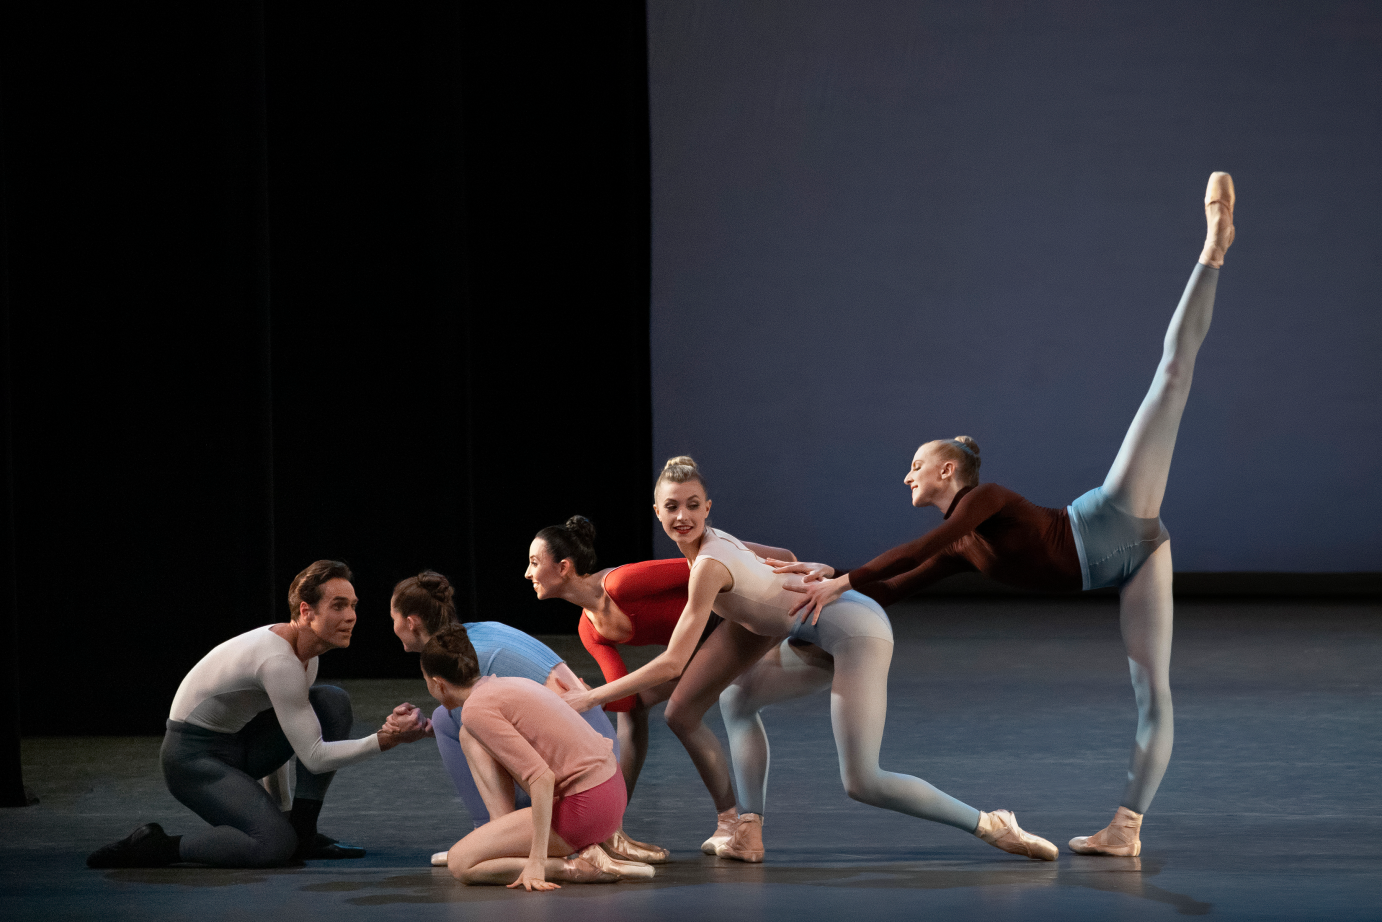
[778,172,1237,858]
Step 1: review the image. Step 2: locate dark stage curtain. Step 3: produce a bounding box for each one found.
[0,2,653,741]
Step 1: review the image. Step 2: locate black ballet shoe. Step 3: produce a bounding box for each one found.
[296,832,365,860]
[87,823,179,868]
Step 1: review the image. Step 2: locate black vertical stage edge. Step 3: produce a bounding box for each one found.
[0,63,29,805]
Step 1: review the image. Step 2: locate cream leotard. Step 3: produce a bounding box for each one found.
[694,528,893,653]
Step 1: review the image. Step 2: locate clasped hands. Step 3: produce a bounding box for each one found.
[379,703,433,748]
[762,558,848,625]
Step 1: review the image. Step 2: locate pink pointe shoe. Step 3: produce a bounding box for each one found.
[714,812,764,863]
[975,809,1059,861]
[561,843,655,882]
[701,808,740,855]
[1200,171,1236,268]
[1069,806,1143,856]
[603,828,670,864]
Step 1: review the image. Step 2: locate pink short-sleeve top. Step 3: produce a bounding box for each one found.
[460,676,617,798]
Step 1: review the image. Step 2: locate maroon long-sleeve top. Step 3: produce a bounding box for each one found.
[845,483,1083,606]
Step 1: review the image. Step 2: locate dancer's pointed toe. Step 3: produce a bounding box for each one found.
[975,809,1058,861]
[603,829,670,864]
[574,843,655,880]
[1201,171,1236,268]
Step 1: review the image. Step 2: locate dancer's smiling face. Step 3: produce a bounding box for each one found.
[654,479,711,546]
[525,539,571,599]
[390,604,428,653]
[903,443,956,508]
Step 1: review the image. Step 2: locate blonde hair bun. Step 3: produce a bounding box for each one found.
[655,455,708,496]
[953,436,980,458]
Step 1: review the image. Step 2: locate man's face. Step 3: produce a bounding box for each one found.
[301,578,359,650]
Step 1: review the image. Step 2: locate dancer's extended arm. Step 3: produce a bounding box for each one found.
[561,558,730,713]
[260,654,427,769]
[779,484,1009,620]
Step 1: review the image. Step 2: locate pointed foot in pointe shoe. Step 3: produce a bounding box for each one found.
[1201,171,1236,268]
[975,810,1058,861]
[575,843,655,880]
[87,823,177,869]
[559,853,620,883]
[714,813,764,863]
[1068,806,1143,856]
[603,829,670,864]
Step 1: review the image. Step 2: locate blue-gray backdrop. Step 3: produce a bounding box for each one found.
[648,0,1381,572]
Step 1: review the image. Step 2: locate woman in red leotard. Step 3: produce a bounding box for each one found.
[526,515,791,854]
[775,172,1238,858]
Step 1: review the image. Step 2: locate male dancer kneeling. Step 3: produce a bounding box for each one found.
[421,627,653,889]
[87,560,430,868]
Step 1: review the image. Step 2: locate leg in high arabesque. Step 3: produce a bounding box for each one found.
[1102,172,1234,519]
[1073,173,1234,857]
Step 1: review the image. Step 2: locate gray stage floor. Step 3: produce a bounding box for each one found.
[3,597,1379,921]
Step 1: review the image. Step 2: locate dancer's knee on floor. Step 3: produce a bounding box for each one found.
[249,826,298,867]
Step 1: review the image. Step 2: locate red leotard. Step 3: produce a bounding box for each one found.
[845,483,1083,606]
[578,558,690,712]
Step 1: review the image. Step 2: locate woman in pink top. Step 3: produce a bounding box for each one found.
[421,627,654,890]
[560,457,1057,864]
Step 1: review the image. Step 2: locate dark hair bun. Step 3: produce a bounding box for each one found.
[565,515,596,550]
[417,570,454,605]
[535,515,599,576]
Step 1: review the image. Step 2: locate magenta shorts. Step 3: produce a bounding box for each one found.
[551,771,626,850]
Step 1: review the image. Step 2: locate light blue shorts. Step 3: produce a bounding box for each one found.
[1067,487,1169,591]
[788,589,893,654]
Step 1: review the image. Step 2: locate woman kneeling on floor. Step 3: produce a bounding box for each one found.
[421,627,654,889]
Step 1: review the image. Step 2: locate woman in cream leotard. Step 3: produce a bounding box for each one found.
[532,514,792,854]
[560,457,1057,863]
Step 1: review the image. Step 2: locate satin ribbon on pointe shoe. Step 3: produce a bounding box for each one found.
[1069,805,1143,857]
[701,808,740,855]
[714,812,764,863]
[573,843,655,880]
[975,809,1059,861]
[603,828,670,864]
[1200,171,1236,268]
